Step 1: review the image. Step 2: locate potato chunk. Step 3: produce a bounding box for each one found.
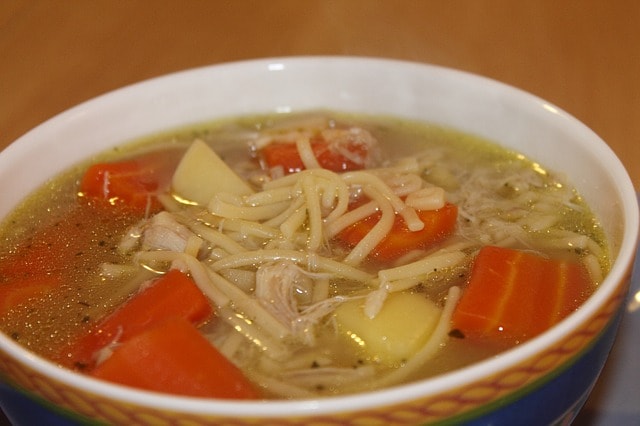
[334,292,442,366]
[172,139,254,205]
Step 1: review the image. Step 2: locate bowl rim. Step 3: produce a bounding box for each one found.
[0,55,638,418]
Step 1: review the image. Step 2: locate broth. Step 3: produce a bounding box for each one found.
[0,111,608,399]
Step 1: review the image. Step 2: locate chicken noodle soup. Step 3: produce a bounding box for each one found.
[0,112,608,399]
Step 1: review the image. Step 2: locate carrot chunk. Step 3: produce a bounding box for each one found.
[79,150,180,213]
[0,203,122,315]
[0,276,60,315]
[336,203,458,262]
[0,238,65,316]
[91,316,259,399]
[60,269,212,369]
[260,137,371,174]
[451,246,593,342]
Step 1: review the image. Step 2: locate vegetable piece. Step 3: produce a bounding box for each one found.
[0,203,121,315]
[0,207,91,280]
[0,276,60,315]
[60,269,212,369]
[0,238,62,280]
[172,139,254,205]
[336,203,458,262]
[334,292,442,366]
[79,150,180,214]
[91,316,259,399]
[259,136,371,174]
[451,246,593,342]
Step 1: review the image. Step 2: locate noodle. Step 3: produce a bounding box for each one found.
[244,186,296,206]
[210,249,374,283]
[301,174,324,251]
[342,171,423,231]
[325,200,379,238]
[278,203,307,240]
[209,195,290,221]
[296,136,322,169]
[342,187,396,266]
[264,196,305,228]
[378,251,467,291]
[179,220,247,255]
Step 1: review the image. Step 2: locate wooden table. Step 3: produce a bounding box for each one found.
[1,1,638,424]
[1,0,639,188]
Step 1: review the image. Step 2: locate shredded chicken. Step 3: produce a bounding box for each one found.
[141,211,196,252]
[320,127,379,168]
[255,261,346,345]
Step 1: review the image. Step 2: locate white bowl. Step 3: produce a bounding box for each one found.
[0,57,637,425]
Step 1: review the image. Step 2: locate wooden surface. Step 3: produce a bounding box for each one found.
[1,1,639,189]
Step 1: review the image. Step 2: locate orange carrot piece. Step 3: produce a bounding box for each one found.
[91,316,259,399]
[0,205,97,280]
[336,203,458,262]
[0,276,60,315]
[0,236,66,304]
[79,150,180,213]
[60,269,212,369]
[0,240,61,280]
[260,137,370,174]
[451,246,593,342]
[259,142,304,173]
[0,203,120,315]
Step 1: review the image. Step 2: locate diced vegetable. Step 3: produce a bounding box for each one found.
[59,269,212,369]
[0,276,60,315]
[0,210,88,280]
[0,204,109,315]
[336,203,458,262]
[451,246,592,342]
[334,292,442,366]
[79,150,179,214]
[0,236,65,284]
[91,316,259,399]
[259,136,371,174]
[172,139,254,205]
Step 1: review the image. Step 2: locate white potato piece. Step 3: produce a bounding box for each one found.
[334,292,442,366]
[172,139,254,204]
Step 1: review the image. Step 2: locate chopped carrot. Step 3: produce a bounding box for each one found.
[59,269,213,370]
[79,149,181,214]
[259,136,371,174]
[451,246,593,342]
[259,142,304,173]
[91,316,259,399]
[0,203,127,315]
[0,276,60,315]
[0,237,65,282]
[335,203,458,262]
[0,206,90,280]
